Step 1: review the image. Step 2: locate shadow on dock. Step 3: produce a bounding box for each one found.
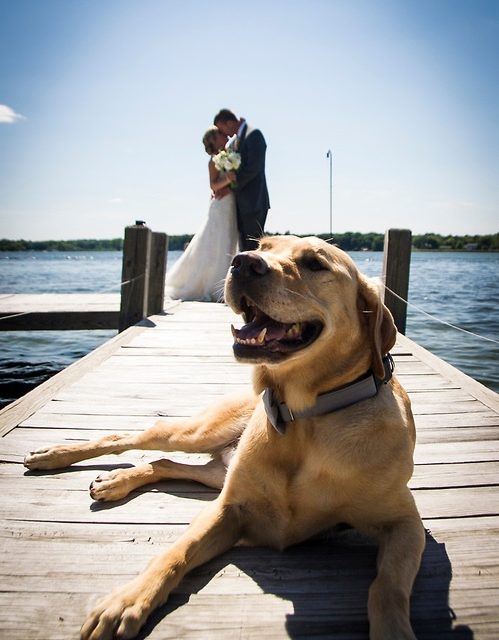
[22,466,476,638]
[135,529,474,639]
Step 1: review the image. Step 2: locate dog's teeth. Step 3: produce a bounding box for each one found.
[234,330,269,347]
[286,323,301,338]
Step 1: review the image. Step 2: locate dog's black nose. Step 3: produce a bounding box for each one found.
[231,252,269,276]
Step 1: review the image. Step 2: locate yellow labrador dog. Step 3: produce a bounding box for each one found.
[25,235,425,640]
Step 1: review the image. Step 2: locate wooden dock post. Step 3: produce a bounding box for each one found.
[0,223,167,332]
[147,232,168,316]
[119,223,168,331]
[382,228,412,335]
[119,221,151,332]
[119,221,164,332]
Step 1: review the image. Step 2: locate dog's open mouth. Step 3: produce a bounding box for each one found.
[231,298,323,358]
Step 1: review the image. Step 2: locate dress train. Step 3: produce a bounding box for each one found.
[165,192,238,302]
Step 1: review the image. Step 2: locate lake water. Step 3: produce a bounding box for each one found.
[0,249,497,408]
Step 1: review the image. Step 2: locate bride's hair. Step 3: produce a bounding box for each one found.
[202,126,219,155]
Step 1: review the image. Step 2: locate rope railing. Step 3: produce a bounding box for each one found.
[2,272,497,347]
[0,273,146,324]
[382,282,499,346]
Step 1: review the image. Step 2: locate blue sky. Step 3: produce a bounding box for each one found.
[1,0,498,240]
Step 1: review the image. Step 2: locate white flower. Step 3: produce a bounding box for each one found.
[213,149,241,172]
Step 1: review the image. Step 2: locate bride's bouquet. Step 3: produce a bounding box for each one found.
[212,148,241,173]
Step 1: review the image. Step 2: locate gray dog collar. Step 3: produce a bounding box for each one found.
[263,354,394,435]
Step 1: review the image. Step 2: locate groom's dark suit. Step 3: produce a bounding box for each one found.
[234,123,270,251]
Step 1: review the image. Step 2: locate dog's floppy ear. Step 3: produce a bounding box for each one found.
[357,274,397,379]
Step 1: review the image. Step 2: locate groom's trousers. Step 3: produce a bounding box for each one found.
[237,208,268,251]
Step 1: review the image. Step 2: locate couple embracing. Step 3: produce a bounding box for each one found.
[165,109,270,302]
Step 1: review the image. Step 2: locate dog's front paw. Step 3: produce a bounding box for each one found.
[24,446,72,470]
[81,583,154,640]
[90,470,132,502]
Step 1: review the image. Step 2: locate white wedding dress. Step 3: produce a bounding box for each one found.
[164,192,238,302]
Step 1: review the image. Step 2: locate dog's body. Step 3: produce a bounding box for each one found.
[24,235,425,640]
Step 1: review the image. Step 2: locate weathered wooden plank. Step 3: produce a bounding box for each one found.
[414,411,499,429]
[55,384,475,405]
[0,463,213,493]
[4,423,499,461]
[114,344,240,356]
[0,324,147,437]
[408,389,476,403]
[414,440,499,464]
[90,356,444,378]
[1,446,209,466]
[2,513,498,539]
[33,395,234,416]
[2,531,499,595]
[30,396,489,417]
[410,400,488,415]
[12,453,499,501]
[0,293,120,312]
[19,409,499,431]
[0,572,496,640]
[2,533,499,583]
[0,293,122,330]
[53,383,249,402]
[0,592,358,640]
[411,461,499,488]
[0,310,119,330]
[398,333,499,413]
[3,443,499,494]
[396,375,458,391]
[413,486,499,518]
[415,426,499,444]
[2,515,499,560]
[20,414,168,429]
[1,487,214,524]
[81,362,252,380]
[10,437,497,466]
[1,478,497,522]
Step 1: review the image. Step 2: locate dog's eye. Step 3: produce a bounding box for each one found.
[302,256,328,272]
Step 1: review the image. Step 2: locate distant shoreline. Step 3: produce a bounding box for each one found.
[0,232,498,253]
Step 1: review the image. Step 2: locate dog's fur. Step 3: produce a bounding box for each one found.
[25,235,425,640]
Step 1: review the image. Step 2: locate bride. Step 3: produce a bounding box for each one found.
[164,127,239,302]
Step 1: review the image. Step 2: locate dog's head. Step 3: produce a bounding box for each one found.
[225,235,396,397]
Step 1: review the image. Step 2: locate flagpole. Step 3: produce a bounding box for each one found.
[326,149,332,236]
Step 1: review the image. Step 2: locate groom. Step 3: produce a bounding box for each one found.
[213,109,270,251]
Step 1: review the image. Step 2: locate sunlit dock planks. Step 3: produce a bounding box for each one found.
[1,301,498,639]
[0,293,120,329]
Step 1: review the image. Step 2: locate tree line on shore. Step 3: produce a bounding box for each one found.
[0,232,498,252]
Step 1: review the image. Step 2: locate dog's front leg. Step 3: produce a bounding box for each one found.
[80,498,241,640]
[368,514,425,640]
[89,456,227,502]
[24,432,144,470]
[24,391,255,471]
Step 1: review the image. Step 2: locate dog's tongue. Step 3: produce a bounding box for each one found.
[236,317,287,341]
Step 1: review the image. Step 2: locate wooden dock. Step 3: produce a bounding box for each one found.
[1,301,498,639]
[0,293,120,330]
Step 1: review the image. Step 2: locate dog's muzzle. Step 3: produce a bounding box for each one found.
[225,252,323,362]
